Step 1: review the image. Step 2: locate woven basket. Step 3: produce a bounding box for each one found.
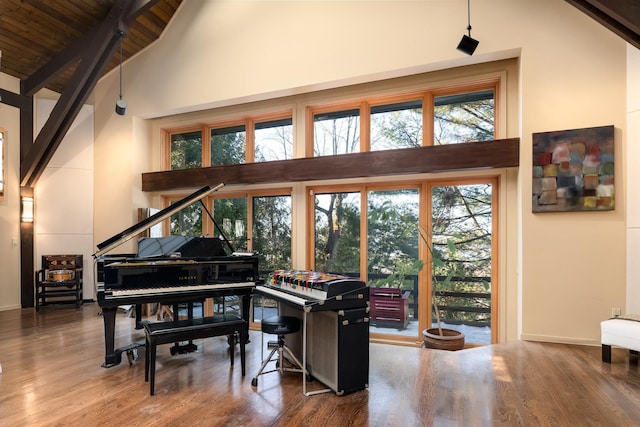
[423,328,465,351]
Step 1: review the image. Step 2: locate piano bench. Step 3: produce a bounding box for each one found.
[143,314,248,395]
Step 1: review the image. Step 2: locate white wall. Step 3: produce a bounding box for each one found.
[35,99,95,299]
[0,72,22,310]
[627,44,640,315]
[91,0,630,344]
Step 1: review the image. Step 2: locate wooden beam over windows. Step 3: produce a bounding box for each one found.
[141,138,520,192]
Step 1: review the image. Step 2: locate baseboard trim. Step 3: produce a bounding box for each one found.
[521,333,600,347]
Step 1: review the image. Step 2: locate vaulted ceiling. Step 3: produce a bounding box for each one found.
[0,0,637,97]
[3,0,637,308]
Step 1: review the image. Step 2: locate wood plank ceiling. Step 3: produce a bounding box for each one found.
[0,0,182,94]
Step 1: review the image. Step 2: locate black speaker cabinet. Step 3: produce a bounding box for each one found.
[282,306,369,395]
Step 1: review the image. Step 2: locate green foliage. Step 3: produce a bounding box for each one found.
[434,97,495,144]
[252,195,292,272]
[314,192,361,273]
[367,193,420,289]
[211,130,246,165]
[170,203,202,236]
[171,132,202,170]
[213,197,248,249]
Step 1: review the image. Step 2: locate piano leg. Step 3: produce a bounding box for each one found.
[101,307,120,368]
[135,304,143,329]
[241,295,251,344]
[101,306,145,368]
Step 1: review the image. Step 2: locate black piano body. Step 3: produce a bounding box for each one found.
[255,269,370,395]
[98,254,259,367]
[94,184,261,368]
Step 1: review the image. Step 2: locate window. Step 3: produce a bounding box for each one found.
[157,70,506,344]
[249,191,292,327]
[255,118,293,162]
[164,196,205,237]
[165,113,293,170]
[308,85,496,157]
[434,89,495,144]
[211,125,246,166]
[165,190,292,270]
[169,130,202,170]
[212,196,248,250]
[367,188,421,286]
[370,100,423,151]
[313,109,360,157]
[308,179,496,345]
[252,194,292,272]
[0,128,4,198]
[312,190,361,274]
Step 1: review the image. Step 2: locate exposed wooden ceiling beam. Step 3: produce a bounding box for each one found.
[141,138,520,192]
[21,27,98,97]
[19,0,161,188]
[565,0,640,49]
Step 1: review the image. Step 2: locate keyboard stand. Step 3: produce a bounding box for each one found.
[301,308,332,397]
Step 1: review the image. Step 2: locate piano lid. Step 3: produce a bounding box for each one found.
[93,183,224,258]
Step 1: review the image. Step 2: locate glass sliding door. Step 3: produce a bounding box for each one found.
[251,194,292,326]
[313,191,361,275]
[367,188,421,338]
[213,197,248,251]
[430,182,494,345]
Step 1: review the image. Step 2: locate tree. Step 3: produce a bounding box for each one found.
[252,195,292,273]
[171,131,202,169]
[314,192,361,274]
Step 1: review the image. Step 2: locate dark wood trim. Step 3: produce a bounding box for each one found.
[21,1,161,96]
[20,0,130,188]
[0,89,30,110]
[19,0,162,189]
[141,138,520,192]
[564,0,640,49]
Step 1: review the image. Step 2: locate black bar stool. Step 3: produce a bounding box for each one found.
[251,315,305,387]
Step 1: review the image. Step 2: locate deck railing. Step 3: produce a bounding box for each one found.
[367,273,491,327]
[259,271,492,327]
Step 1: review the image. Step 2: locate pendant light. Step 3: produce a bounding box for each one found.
[457,0,479,55]
[115,30,127,115]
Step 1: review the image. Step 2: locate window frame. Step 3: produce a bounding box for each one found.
[306,176,499,346]
[163,111,294,170]
[305,79,500,157]
[0,128,5,200]
[163,125,206,170]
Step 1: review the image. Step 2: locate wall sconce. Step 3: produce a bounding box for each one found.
[21,196,34,223]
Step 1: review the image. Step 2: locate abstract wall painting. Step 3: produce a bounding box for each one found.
[532,125,614,213]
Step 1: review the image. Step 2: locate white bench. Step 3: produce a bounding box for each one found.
[600,317,640,363]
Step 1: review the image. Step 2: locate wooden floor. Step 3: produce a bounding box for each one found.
[1,304,640,426]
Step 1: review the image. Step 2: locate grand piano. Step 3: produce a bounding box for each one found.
[94,184,260,368]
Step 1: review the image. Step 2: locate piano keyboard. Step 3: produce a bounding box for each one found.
[255,284,318,307]
[108,281,255,297]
